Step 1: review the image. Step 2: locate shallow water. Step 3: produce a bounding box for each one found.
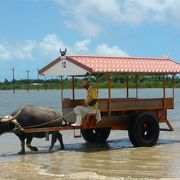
[0,89,180,179]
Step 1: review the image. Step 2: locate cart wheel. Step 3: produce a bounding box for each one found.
[128,113,159,147]
[81,128,111,143]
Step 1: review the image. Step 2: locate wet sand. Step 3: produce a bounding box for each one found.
[1,128,180,179]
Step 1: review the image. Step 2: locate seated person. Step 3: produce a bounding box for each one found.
[72,79,100,126]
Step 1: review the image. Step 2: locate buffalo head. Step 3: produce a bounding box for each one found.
[0,110,22,135]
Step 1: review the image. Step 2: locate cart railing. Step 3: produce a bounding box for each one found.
[63,97,174,112]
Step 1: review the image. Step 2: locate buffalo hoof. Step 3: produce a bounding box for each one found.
[48,148,53,152]
[60,146,65,150]
[18,151,25,155]
[31,146,38,152]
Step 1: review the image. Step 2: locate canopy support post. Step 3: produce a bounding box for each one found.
[96,76,99,97]
[108,74,111,116]
[136,75,138,98]
[172,75,175,100]
[60,76,64,113]
[126,76,129,98]
[72,76,75,100]
[163,75,166,110]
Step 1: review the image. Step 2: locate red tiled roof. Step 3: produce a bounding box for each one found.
[68,55,180,74]
[40,55,180,75]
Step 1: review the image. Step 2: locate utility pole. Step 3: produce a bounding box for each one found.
[37,69,39,91]
[12,67,15,94]
[44,76,47,91]
[26,70,30,93]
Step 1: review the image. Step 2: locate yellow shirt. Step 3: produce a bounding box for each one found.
[84,86,98,110]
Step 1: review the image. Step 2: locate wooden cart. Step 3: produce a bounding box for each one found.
[27,52,180,147]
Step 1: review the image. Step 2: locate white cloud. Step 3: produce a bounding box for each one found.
[65,18,102,38]
[0,41,36,61]
[121,0,178,24]
[0,44,12,60]
[73,39,91,53]
[96,44,129,56]
[37,34,91,56]
[55,0,121,37]
[0,34,129,62]
[38,34,68,57]
[0,34,70,62]
[14,40,37,60]
[54,0,180,36]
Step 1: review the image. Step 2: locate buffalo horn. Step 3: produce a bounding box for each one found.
[0,109,21,123]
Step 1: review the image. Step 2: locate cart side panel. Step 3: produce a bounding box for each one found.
[98,98,174,112]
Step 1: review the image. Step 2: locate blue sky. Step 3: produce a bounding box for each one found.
[0,0,180,81]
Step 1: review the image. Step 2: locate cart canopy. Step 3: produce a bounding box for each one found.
[39,55,180,76]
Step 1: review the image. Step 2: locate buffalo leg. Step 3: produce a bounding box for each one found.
[49,132,57,151]
[57,132,64,150]
[26,136,38,152]
[19,139,25,155]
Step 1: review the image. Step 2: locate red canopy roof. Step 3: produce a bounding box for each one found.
[39,55,180,75]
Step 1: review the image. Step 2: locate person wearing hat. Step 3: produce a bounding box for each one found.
[71,79,99,126]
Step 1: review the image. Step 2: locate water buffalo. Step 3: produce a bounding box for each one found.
[0,105,65,154]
